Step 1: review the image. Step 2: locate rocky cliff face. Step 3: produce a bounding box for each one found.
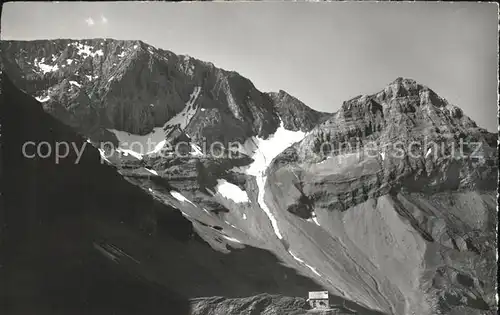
[268,90,332,132]
[1,39,284,148]
[271,77,496,206]
[1,39,497,315]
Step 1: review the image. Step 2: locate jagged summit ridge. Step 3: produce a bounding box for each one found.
[1,38,291,148]
[312,76,482,152]
[343,77,454,111]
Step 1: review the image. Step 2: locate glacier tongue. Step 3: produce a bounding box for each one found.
[245,120,305,240]
[255,175,283,239]
[105,86,202,158]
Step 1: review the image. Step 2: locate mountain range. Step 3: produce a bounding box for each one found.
[0,38,497,315]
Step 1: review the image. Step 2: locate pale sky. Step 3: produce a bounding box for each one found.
[2,2,498,131]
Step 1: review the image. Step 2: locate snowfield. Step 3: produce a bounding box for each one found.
[191,143,204,156]
[312,217,320,226]
[425,148,432,158]
[35,95,51,103]
[215,179,250,203]
[288,251,321,277]
[71,42,104,58]
[97,148,111,163]
[222,235,242,244]
[69,81,81,88]
[145,168,158,176]
[307,212,321,226]
[107,86,202,157]
[34,57,59,74]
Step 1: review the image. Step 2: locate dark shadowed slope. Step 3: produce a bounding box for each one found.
[0,72,191,315]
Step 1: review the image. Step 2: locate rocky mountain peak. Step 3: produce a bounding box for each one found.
[371,77,448,109]
[268,90,332,132]
[276,77,495,183]
[263,77,497,315]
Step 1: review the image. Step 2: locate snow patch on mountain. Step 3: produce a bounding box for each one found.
[97,148,111,163]
[191,143,204,156]
[72,42,104,58]
[34,57,59,74]
[180,211,191,219]
[163,86,201,130]
[222,235,242,244]
[170,191,197,207]
[108,128,167,155]
[145,168,158,176]
[288,251,321,277]
[149,139,167,154]
[215,179,250,203]
[425,148,432,158]
[244,120,306,240]
[224,221,241,231]
[69,81,81,88]
[35,95,50,103]
[307,212,321,226]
